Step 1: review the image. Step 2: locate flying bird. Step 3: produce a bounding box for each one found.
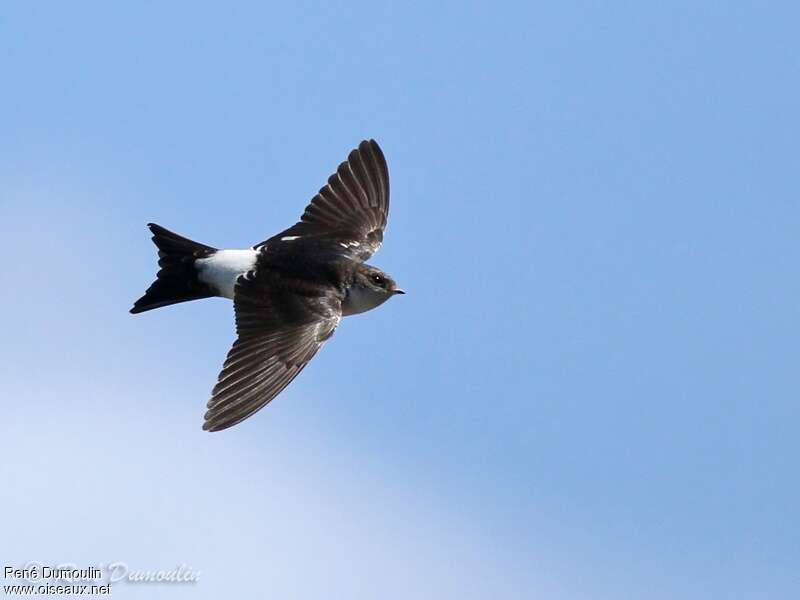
[131,140,403,431]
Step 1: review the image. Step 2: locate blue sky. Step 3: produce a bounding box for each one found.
[2,2,798,598]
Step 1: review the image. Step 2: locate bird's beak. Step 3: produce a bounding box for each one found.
[393,288,406,295]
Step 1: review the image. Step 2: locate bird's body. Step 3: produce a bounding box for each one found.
[130,140,403,431]
[195,239,396,314]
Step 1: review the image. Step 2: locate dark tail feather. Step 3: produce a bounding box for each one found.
[130,223,218,314]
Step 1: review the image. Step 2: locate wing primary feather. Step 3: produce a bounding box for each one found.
[254,139,391,261]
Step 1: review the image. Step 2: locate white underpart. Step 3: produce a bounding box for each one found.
[195,249,258,299]
[342,285,391,316]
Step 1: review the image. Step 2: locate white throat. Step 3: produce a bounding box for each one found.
[342,285,390,316]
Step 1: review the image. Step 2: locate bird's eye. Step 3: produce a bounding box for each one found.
[372,274,384,286]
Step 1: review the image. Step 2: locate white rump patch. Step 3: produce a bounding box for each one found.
[196,249,258,299]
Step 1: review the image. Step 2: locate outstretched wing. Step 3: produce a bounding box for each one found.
[256,139,390,261]
[203,269,342,432]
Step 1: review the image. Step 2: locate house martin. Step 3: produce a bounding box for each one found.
[131,140,403,431]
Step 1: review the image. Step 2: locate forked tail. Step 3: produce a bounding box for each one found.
[130,223,218,314]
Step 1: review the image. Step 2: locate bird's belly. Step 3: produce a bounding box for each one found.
[196,249,258,299]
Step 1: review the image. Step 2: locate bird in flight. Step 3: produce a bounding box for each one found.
[131,140,403,432]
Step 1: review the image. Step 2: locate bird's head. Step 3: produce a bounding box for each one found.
[343,264,405,316]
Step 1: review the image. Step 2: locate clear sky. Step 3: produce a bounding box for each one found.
[2,2,798,599]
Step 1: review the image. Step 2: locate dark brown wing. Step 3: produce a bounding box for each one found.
[203,269,342,432]
[256,139,390,261]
